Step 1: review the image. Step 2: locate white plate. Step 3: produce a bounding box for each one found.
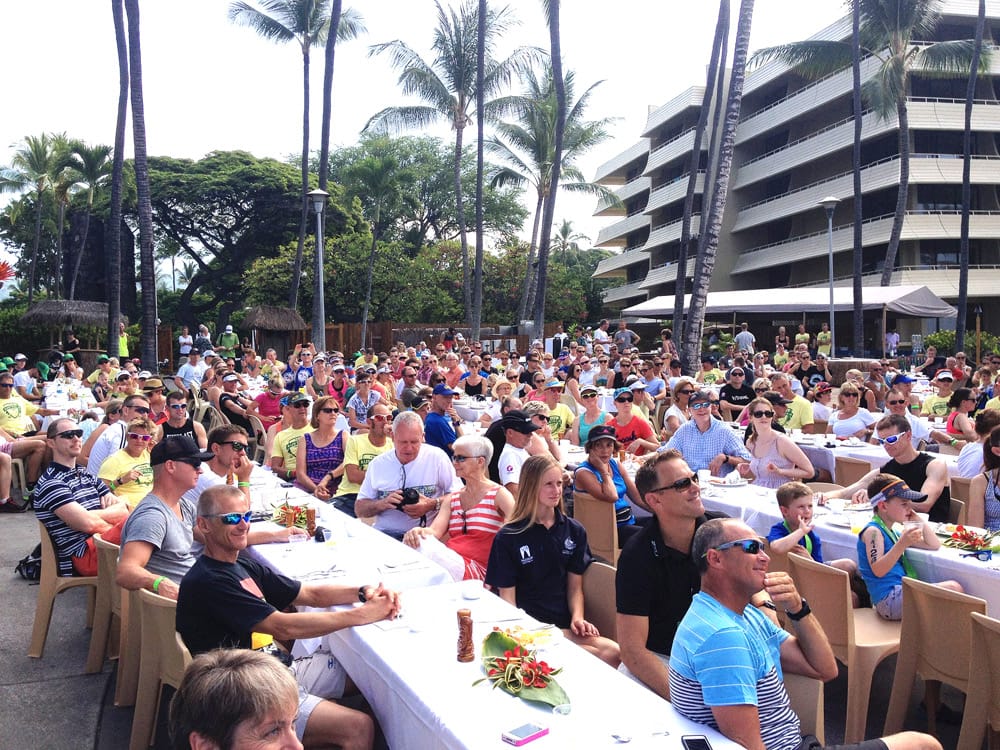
[845,502,873,512]
[709,478,748,488]
[825,516,853,529]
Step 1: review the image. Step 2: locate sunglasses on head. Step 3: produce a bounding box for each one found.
[127,432,152,441]
[875,433,904,445]
[707,538,765,556]
[56,428,84,440]
[751,409,775,418]
[203,511,253,525]
[651,473,699,493]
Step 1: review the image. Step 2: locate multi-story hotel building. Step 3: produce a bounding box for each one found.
[592,2,1000,349]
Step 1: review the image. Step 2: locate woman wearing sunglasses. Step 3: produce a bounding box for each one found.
[485,454,621,668]
[828,382,876,439]
[738,398,814,489]
[98,416,155,508]
[403,435,514,581]
[612,387,658,456]
[297,396,346,498]
[566,384,612,446]
[572,425,644,546]
[944,387,979,444]
[663,377,695,440]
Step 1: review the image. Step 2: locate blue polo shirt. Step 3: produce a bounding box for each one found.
[485,512,592,629]
[664,417,750,476]
[424,411,457,457]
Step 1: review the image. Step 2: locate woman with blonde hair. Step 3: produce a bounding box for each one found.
[97,415,155,508]
[738,397,815,489]
[828,382,876,438]
[485,454,621,667]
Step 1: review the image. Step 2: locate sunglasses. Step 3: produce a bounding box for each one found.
[581,392,597,399]
[203,511,253,525]
[130,406,151,415]
[451,454,482,463]
[615,396,634,403]
[127,432,152,441]
[292,402,310,408]
[221,441,248,451]
[708,538,765,556]
[56,428,84,440]
[751,409,775,418]
[961,550,992,561]
[169,403,188,410]
[678,390,695,396]
[319,407,339,414]
[691,402,711,410]
[875,434,904,445]
[651,473,699,493]
[754,387,768,392]
[840,392,859,398]
[886,399,906,406]
[372,414,393,423]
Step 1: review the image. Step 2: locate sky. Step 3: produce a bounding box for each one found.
[1,0,849,255]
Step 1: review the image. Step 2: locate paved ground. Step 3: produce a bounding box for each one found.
[0,506,970,750]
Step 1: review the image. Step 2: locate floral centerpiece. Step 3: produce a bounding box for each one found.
[942,525,997,551]
[473,629,568,708]
[271,501,313,531]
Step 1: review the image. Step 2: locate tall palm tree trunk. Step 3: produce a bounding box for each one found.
[125,0,157,369]
[696,18,729,266]
[533,0,565,336]
[674,0,728,360]
[68,202,92,300]
[880,100,909,286]
[108,0,128,356]
[682,0,754,368]
[289,44,312,310]
[471,0,486,340]
[454,126,472,324]
[26,193,44,306]
[957,0,985,353]
[518,192,544,322]
[851,0,864,355]
[55,201,66,299]
[317,0,343,191]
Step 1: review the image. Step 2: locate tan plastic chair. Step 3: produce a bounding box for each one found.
[129,589,192,750]
[950,475,972,504]
[572,492,619,565]
[834,455,871,487]
[787,553,901,743]
[813,419,829,435]
[28,521,98,658]
[115,588,144,706]
[85,534,124,673]
[948,497,967,526]
[582,561,617,641]
[246,413,268,465]
[957,612,1000,750]
[785,672,825,745]
[806,482,844,494]
[884,577,987,737]
[11,456,27,495]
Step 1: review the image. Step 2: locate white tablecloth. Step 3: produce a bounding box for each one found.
[795,439,961,480]
[701,486,1000,613]
[328,581,742,750]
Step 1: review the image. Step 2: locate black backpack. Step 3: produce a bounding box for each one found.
[15,543,42,581]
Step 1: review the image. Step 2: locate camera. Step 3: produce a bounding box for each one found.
[399,488,420,506]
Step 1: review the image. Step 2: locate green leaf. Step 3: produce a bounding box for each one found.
[476,630,570,708]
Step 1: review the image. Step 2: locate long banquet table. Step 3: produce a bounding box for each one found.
[699,484,1000,613]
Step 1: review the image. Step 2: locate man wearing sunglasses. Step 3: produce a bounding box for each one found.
[665,391,750,477]
[830,413,953,523]
[116,435,214,600]
[86,393,152,475]
[270,393,314,482]
[615,450,731,700]
[177,485,399,750]
[218,372,255,435]
[33,418,130,575]
[325,403,395,518]
[537,379,575,442]
[155,391,209,449]
[882,389,950,449]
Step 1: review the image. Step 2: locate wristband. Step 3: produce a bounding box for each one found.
[237,481,251,487]
[152,576,165,594]
[949,438,958,447]
[786,598,812,621]
[109,481,117,490]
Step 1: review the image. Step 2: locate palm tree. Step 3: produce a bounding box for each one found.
[317,0,343,192]
[229,0,364,310]
[52,169,75,300]
[681,0,755,368]
[550,219,588,258]
[125,0,157,369]
[65,141,113,300]
[751,0,988,287]
[472,0,487,341]
[850,0,864,354]
[365,0,538,325]
[108,0,129,357]
[0,132,67,305]
[956,0,986,353]
[674,0,728,353]
[177,260,199,288]
[343,146,416,348]
[486,67,615,322]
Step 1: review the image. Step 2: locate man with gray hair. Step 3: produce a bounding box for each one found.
[669,517,939,750]
[355,410,461,539]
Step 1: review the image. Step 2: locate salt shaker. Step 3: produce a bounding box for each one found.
[457,608,474,662]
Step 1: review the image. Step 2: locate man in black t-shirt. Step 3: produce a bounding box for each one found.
[155,391,207,448]
[177,485,399,749]
[718,367,755,420]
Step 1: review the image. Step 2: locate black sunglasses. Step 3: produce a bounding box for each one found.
[221,441,248,451]
[319,407,339,414]
[202,511,253,525]
[56,428,84,440]
[651,473,699,493]
[751,409,775,418]
[707,538,765,556]
[615,396,633,403]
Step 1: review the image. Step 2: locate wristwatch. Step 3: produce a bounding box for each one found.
[786,599,812,621]
[358,585,371,603]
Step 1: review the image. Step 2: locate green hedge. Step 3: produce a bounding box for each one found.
[923,330,1000,359]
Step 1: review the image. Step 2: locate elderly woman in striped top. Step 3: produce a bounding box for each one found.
[402,434,514,581]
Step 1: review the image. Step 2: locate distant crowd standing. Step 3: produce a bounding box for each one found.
[12,316,1000,750]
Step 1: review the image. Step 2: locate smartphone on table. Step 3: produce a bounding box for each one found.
[501,723,549,746]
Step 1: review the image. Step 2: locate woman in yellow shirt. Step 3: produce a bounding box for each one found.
[97,416,154,508]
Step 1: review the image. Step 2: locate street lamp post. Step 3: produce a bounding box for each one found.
[820,196,840,358]
[307,189,329,351]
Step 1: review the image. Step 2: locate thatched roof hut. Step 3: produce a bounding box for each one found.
[243,306,307,331]
[21,300,110,329]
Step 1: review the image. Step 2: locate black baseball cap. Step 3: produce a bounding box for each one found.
[150,435,213,466]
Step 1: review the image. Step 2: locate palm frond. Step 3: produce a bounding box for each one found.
[916,38,991,76]
[363,105,443,134]
[748,40,854,77]
[227,1,297,43]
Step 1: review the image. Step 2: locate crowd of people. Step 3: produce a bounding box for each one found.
[14,318,1000,750]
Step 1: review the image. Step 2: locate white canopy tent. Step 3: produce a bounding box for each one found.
[621,284,957,319]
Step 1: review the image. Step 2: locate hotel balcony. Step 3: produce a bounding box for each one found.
[594,210,650,248]
[643,128,700,177]
[593,246,651,279]
[643,214,701,252]
[640,256,698,290]
[732,211,1000,275]
[602,280,649,305]
[594,176,651,217]
[593,139,649,184]
[732,154,1000,232]
[641,87,705,137]
[645,172,705,215]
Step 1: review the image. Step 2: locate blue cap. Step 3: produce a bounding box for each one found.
[892,373,915,384]
[432,383,459,397]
